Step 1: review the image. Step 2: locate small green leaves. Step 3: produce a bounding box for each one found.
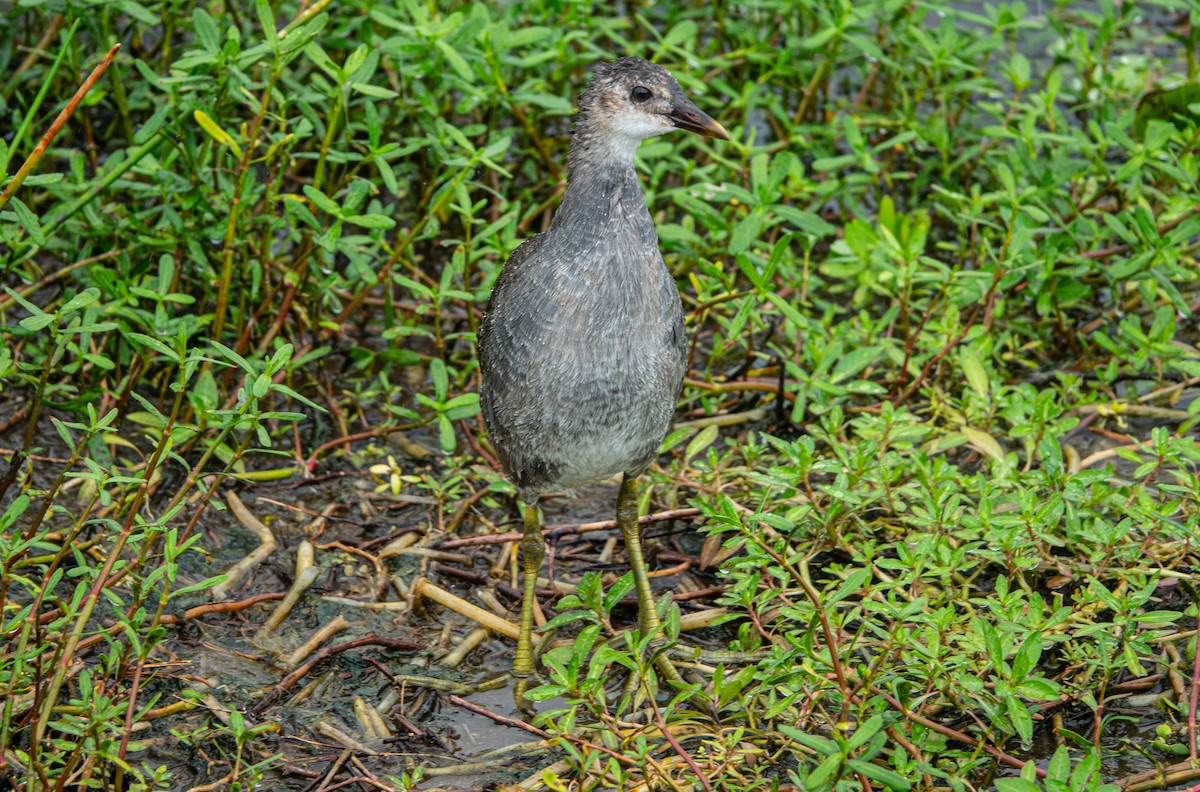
[3,2,1198,789]
[413,358,480,452]
[781,718,911,791]
[1134,82,1200,137]
[345,213,394,229]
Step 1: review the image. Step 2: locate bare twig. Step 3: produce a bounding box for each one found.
[258,541,319,635]
[1080,204,1200,260]
[0,42,120,213]
[872,687,1045,778]
[446,695,552,739]
[212,493,277,600]
[439,507,702,549]
[281,615,350,669]
[441,627,491,668]
[251,635,421,717]
[413,578,519,640]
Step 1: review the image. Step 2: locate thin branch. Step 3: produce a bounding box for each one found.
[0,42,120,213]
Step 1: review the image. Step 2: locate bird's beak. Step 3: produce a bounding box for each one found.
[669,96,730,140]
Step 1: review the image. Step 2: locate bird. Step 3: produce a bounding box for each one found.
[478,56,729,709]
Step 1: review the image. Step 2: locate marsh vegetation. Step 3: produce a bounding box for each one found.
[2,1,1200,790]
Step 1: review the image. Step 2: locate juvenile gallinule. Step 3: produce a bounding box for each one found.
[478,56,729,709]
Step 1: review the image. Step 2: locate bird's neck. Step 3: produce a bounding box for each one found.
[551,154,648,237]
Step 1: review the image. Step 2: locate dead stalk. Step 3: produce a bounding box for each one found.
[212,492,278,600]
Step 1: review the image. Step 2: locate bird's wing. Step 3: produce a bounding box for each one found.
[478,234,554,369]
[479,234,574,493]
[478,235,556,413]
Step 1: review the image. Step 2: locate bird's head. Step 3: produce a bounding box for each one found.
[571,56,729,166]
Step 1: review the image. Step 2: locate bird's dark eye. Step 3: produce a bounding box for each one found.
[630,86,652,103]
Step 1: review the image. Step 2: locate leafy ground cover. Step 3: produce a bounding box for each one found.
[2,0,1200,790]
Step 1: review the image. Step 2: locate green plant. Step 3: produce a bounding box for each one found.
[3,0,1200,789]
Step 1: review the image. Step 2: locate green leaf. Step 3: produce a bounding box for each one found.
[1071,753,1105,791]
[0,494,30,533]
[193,7,221,50]
[429,357,449,401]
[443,393,480,411]
[1012,630,1041,681]
[10,197,45,246]
[193,110,243,159]
[685,425,719,463]
[3,287,45,317]
[1016,678,1060,700]
[807,753,844,787]
[994,780,1041,792]
[729,208,766,255]
[846,759,911,790]
[1005,694,1033,743]
[208,341,254,375]
[663,20,698,48]
[51,417,76,452]
[978,619,1004,670]
[128,333,181,362]
[20,313,56,331]
[438,415,456,452]
[1046,746,1071,782]
[765,292,809,330]
[60,288,100,314]
[778,724,838,754]
[1135,609,1182,624]
[255,0,276,38]
[118,0,159,25]
[443,398,481,421]
[960,346,989,399]
[435,38,474,81]
[846,715,884,750]
[346,213,395,229]
[831,346,881,383]
[350,82,399,99]
[170,575,226,598]
[774,205,836,237]
[736,252,765,289]
[602,573,635,614]
[492,26,551,51]
[303,185,342,217]
[65,322,118,335]
[523,684,566,701]
[827,568,871,606]
[962,427,1004,462]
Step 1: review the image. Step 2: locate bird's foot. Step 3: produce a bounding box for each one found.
[511,669,550,716]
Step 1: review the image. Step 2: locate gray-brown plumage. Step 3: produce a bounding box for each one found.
[477,56,729,710]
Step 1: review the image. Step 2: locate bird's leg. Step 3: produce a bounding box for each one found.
[512,503,544,711]
[617,474,686,690]
[616,474,661,637]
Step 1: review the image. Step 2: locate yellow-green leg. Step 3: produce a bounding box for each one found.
[512,504,544,711]
[616,474,686,688]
